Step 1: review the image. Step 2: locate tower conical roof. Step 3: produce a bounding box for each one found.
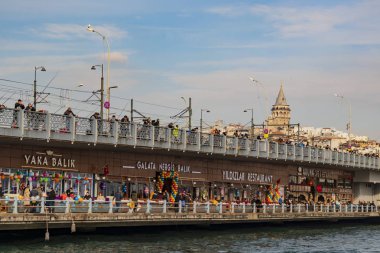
[275,84,288,106]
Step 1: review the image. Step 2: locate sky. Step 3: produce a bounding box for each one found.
[0,0,380,140]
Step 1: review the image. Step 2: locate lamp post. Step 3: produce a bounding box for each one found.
[33,66,46,109]
[200,109,210,134]
[87,24,111,119]
[108,86,118,101]
[91,64,104,121]
[244,108,254,138]
[334,94,352,148]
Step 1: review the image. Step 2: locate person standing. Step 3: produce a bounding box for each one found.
[13,99,25,127]
[63,107,76,132]
[47,188,56,213]
[24,103,36,129]
[114,190,122,212]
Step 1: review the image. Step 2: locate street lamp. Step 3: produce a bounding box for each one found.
[200,109,210,134]
[34,66,46,109]
[87,24,111,119]
[108,85,118,100]
[91,64,104,121]
[334,93,352,148]
[244,108,254,138]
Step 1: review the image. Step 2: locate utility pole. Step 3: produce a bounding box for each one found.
[131,99,134,122]
[188,97,192,130]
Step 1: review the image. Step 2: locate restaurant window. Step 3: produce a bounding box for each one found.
[337,179,344,188]
[326,179,335,188]
[289,175,297,184]
[298,176,307,185]
[345,180,352,189]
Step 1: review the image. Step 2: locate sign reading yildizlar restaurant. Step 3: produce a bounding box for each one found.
[222,170,273,184]
[24,150,75,168]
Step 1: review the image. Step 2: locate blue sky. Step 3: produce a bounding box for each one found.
[1,0,380,139]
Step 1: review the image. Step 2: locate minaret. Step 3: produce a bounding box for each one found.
[267,83,291,129]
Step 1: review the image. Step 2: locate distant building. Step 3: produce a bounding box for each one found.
[266,84,291,136]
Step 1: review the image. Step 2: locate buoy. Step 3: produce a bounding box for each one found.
[45,230,50,241]
[71,222,76,233]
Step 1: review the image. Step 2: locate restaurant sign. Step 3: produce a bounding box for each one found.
[136,161,191,173]
[222,170,273,184]
[24,151,75,168]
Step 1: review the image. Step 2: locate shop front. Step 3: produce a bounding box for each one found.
[287,166,353,204]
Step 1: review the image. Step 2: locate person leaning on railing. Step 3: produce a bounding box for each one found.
[24,103,36,130]
[12,99,25,127]
[63,107,76,132]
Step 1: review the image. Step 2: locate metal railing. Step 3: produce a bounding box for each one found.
[0,109,378,171]
[1,198,378,216]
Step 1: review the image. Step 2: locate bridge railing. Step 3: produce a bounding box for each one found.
[0,109,377,170]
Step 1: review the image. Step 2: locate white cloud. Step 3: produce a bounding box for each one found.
[262,2,380,43]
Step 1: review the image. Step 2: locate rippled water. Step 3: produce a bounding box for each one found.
[1,224,379,253]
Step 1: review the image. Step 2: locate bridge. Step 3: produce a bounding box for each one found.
[0,108,377,171]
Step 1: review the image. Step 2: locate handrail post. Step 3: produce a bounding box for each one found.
[88,200,92,214]
[361,205,364,213]
[281,203,285,213]
[242,202,245,213]
[219,202,223,214]
[333,204,336,213]
[70,115,76,143]
[108,200,113,214]
[306,204,309,213]
[197,132,201,153]
[298,204,301,213]
[92,117,98,144]
[132,123,138,147]
[45,113,51,141]
[234,137,238,156]
[313,203,316,213]
[13,197,18,214]
[40,197,45,214]
[163,200,167,213]
[366,205,369,213]
[290,203,293,213]
[263,203,266,213]
[18,109,24,139]
[222,135,227,155]
[150,125,154,148]
[231,202,235,213]
[182,129,187,151]
[146,199,151,214]
[193,201,197,214]
[113,120,119,146]
[206,201,210,214]
[273,204,276,214]
[253,203,256,213]
[339,204,342,213]
[320,203,323,212]
[65,200,70,214]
